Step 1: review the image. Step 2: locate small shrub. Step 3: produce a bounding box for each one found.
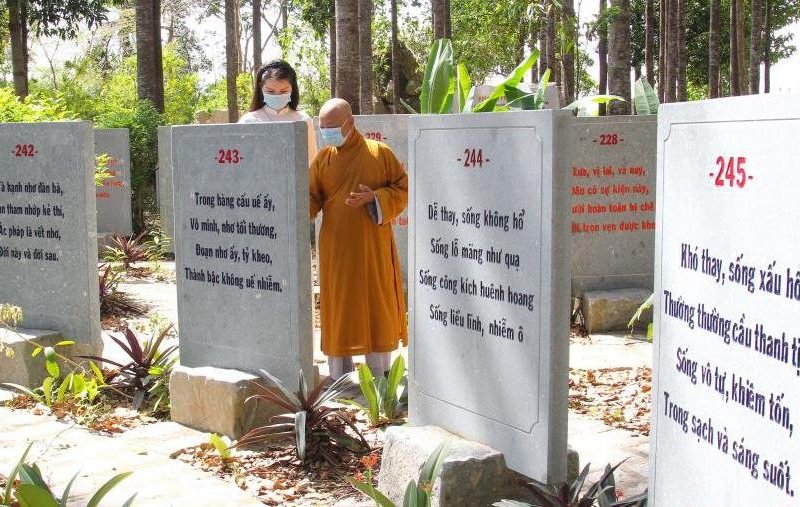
[349,439,452,507]
[235,369,370,466]
[341,356,406,426]
[494,460,648,507]
[104,232,150,270]
[99,266,147,318]
[78,325,177,411]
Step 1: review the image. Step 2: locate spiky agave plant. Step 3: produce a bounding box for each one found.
[78,325,177,410]
[235,370,370,466]
[494,460,648,507]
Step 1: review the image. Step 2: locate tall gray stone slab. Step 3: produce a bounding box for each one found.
[650,95,800,505]
[94,128,132,235]
[171,122,313,384]
[408,111,570,482]
[567,116,656,295]
[0,122,100,347]
[157,126,174,249]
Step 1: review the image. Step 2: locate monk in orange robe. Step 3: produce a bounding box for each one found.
[310,98,408,378]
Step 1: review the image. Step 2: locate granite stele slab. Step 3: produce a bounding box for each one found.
[171,122,313,384]
[567,116,656,295]
[94,128,133,235]
[408,110,570,482]
[0,121,100,346]
[157,126,174,248]
[650,95,800,505]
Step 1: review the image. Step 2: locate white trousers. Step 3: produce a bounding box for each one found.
[328,352,392,379]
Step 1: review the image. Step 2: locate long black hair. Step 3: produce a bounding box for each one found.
[250,60,300,112]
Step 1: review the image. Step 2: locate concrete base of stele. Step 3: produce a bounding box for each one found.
[169,364,298,439]
[0,327,103,388]
[377,425,580,507]
[582,288,653,334]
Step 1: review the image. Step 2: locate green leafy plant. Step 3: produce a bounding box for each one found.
[78,325,178,411]
[419,39,456,114]
[493,461,648,507]
[235,369,370,466]
[2,342,104,408]
[633,78,659,115]
[473,49,541,113]
[209,433,234,460]
[94,153,113,188]
[341,356,406,426]
[1,442,135,507]
[627,293,654,341]
[348,439,452,507]
[563,95,626,116]
[98,265,147,319]
[104,232,150,270]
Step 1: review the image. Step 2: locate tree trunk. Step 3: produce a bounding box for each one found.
[335,0,360,112]
[729,0,740,95]
[391,0,401,113]
[153,0,164,109]
[546,1,556,85]
[136,0,164,110]
[8,0,28,98]
[749,0,762,94]
[225,0,239,121]
[763,0,771,92]
[665,0,677,102]
[607,0,631,114]
[598,0,608,115]
[676,0,686,101]
[358,0,373,114]
[658,0,665,101]
[329,0,337,97]
[253,0,262,74]
[708,0,721,98]
[561,0,576,104]
[644,0,654,86]
[432,0,449,39]
[735,0,747,94]
[538,25,546,79]
[443,0,451,37]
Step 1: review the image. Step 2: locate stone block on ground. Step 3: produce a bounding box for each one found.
[582,288,652,334]
[169,364,281,439]
[377,425,547,507]
[0,328,102,387]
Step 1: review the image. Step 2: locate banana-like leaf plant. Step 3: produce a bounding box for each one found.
[419,39,455,114]
[633,77,659,115]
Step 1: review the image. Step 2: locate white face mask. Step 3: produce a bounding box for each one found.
[263,92,291,110]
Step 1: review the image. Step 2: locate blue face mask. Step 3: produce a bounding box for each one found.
[263,92,291,111]
[319,125,348,148]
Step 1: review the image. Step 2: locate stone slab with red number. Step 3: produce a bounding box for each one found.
[0,121,99,345]
[566,116,657,295]
[94,128,132,235]
[408,110,570,482]
[171,123,313,385]
[650,95,800,505]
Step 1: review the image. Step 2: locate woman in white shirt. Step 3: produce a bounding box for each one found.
[239,59,317,162]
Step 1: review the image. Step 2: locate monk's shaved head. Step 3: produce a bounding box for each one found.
[319,98,353,128]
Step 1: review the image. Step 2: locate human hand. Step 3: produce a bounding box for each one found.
[345,184,375,207]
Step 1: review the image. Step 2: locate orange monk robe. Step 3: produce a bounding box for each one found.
[309,128,408,357]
